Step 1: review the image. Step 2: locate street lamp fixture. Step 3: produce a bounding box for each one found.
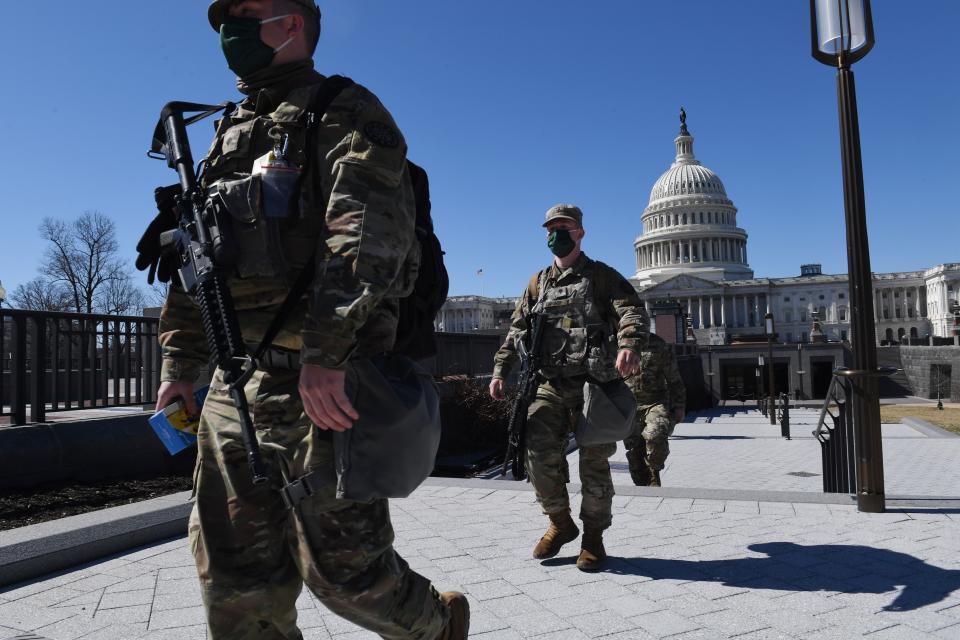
[810,0,884,513]
[764,312,776,425]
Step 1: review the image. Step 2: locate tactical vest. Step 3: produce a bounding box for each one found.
[200,84,421,304]
[201,85,325,281]
[533,264,619,382]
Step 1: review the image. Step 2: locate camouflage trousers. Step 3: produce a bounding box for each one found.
[526,377,616,530]
[189,367,449,640]
[624,403,674,471]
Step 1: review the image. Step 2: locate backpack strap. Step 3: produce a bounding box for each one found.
[254,75,355,360]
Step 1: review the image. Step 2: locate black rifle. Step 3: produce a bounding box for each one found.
[150,101,268,485]
[501,312,546,480]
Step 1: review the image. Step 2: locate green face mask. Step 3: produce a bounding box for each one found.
[220,14,293,78]
[547,229,577,258]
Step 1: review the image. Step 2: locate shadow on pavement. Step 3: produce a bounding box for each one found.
[670,435,754,440]
[600,541,960,612]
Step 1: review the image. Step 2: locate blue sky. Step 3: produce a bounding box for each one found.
[0,1,957,301]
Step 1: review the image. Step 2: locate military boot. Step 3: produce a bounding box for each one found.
[437,591,470,640]
[648,468,662,487]
[532,510,579,559]
[626,448,649,486]
[576,528,607,572]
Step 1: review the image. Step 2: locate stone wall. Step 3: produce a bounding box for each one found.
[899,346,960,401]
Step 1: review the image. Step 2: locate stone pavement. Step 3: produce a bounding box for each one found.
[3,409,960,639]
[569,407,960,497]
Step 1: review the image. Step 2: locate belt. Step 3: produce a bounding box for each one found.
[248,343,302,370]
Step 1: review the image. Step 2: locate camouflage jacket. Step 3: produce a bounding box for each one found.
[626,334,686,411]
[159,67,417,382]
[492,253,648,381]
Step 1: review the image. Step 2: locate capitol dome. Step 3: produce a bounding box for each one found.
[649,163,727,202]
[634,111,754,285]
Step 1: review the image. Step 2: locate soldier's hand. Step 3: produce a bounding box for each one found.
[156,381,199,417]
[489,378,506,400]
[616,348,641,378]
[673,408,686,423]
[299,364,359,431]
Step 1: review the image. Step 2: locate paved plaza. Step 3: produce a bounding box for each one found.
[2,408,960,639]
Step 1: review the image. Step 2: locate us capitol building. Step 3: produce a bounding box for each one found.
[632,112,959,346]
[438,113,959,348]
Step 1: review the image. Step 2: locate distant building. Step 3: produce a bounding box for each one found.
[632,116,960,346]
[435,296,517,333]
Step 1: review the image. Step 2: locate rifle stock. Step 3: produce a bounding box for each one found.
[501,313,546,480]
[153,102,267,486]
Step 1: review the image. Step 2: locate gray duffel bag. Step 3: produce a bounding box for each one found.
[332,354,442,502]
[575,378,637,446]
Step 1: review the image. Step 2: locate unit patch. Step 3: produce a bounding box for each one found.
[363,121,400,148]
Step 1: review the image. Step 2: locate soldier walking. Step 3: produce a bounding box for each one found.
[490,204,648,571]
[625,333,686,487]
[142,2,467,637]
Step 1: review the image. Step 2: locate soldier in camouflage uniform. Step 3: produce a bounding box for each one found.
[624,333,686,487]
[490,204,648,571]
[146,2,467,638]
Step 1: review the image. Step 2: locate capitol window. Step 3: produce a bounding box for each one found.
[839,293,846,299]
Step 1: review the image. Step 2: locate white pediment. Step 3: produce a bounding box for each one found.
[643,273,724,293]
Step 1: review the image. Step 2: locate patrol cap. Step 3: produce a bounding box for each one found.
[208,0,321,32]
[542,203,583,228]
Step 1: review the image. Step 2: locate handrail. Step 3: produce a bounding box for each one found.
[814,374,845,442]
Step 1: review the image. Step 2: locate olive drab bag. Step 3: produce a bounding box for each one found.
[575,378,637,446]
[333,354,442,502]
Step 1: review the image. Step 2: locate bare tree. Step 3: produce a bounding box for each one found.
[9,211,146,315]
[97,277,147,316]
[9,277,74,311]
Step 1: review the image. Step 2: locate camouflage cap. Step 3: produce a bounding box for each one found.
[542,203,583,227]
[208,0,321,32]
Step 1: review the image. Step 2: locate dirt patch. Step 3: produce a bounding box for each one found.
[880,405,960,434]
[0,475,193,532]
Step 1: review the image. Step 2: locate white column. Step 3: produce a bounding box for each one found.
[698,239,704,262]
[709,296,715,328]
[721,294,727,326]
[915,286,922,318]
[766,293,771,314]
[743,243,748,265]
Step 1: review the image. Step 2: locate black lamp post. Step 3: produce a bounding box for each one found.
[764,312,776,425]
[754,356,763,404]
[796,342,806,401]
[705,346,715,407]
[810,0,884,513]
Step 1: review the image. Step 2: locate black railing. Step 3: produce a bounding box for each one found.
[813,375,856,493]
[0,309,161,425]
[778,393,791,440]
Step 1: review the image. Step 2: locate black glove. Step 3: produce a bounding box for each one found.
[135,184,181,284]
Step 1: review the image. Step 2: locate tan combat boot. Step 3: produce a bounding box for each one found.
[576,528,607,572]
[532,510,579,559]
[648,468,661,487]
[437,591,470,640]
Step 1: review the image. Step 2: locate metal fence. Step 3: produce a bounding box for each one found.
[0,309,161,425]
[813,375,856,493]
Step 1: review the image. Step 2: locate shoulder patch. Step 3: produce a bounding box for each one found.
[362,121,400,148]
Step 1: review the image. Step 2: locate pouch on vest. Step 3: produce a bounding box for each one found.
[332,354,441,502]
[215,174,288,279]
[575,378,637,446]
